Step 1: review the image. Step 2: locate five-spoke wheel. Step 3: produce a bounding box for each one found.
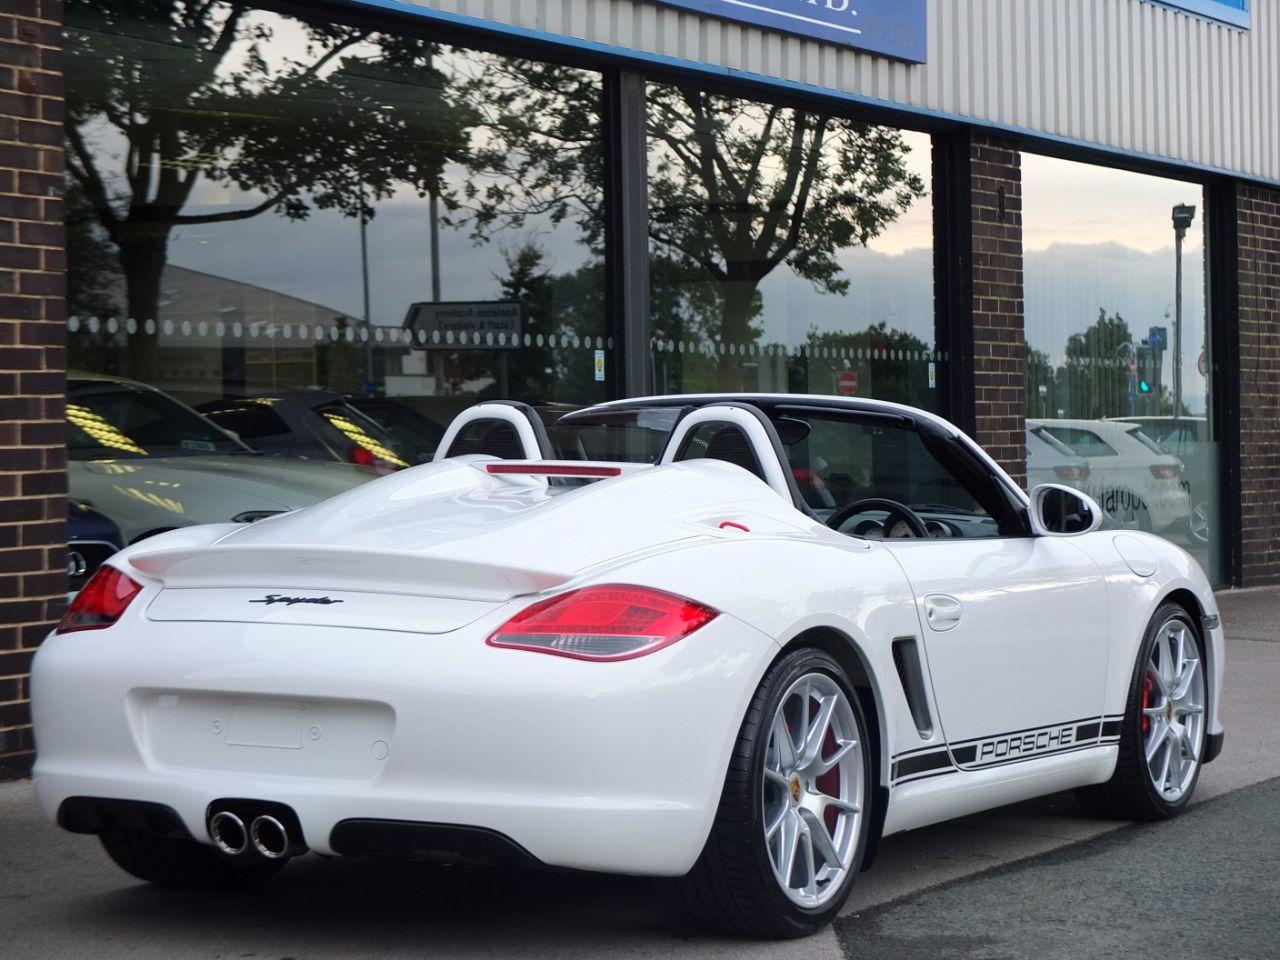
[762,673,864,908]
[1077,602,1208,821]
[1141,615,1206,803]
[679,647,872,938]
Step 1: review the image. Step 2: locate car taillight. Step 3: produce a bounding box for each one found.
[348,445,376,467]
[487,585,718,661]
[58,566,142,634]
[1054,463,1091,481]
[1150,463,1182,479]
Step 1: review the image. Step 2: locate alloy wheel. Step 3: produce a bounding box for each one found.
[1142,616,1206,802]
[1189,500,1211,544]
[761,672,864,908]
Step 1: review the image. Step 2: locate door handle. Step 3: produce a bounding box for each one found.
[923,594,963,632]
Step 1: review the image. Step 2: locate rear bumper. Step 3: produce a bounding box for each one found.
[31,609,779,876]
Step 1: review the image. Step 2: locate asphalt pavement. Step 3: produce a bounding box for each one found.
[836,776,1280,960]
[0,586,1276,959]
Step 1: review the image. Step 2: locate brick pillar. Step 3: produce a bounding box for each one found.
[966,135,1026,487]
[1236,183,1280,586]
[0,0,65,778]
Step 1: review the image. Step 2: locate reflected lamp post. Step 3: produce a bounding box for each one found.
[1172,203,1196,418]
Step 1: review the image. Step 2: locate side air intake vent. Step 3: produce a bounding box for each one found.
[892,637,934,739]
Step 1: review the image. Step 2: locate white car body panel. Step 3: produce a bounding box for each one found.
[883,536,1111,745]
[33,397,1225,879]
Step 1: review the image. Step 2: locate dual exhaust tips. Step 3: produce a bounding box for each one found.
[209,810,294,859]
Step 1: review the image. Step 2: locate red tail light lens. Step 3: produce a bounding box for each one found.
[1150,463,1182,479]
[1054,463,1091,482]
[58,566,142,634]
[347,445,376,467]
[487,585,718,661]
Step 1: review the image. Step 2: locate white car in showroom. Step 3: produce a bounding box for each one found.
[1027,418,1191,535]
[33,395,1224,938]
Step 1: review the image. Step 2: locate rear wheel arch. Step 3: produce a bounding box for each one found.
[777,625,889,869]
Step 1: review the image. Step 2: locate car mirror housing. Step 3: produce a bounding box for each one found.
[1029,483,1104,537]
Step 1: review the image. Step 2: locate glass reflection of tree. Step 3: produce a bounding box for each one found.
[798,322,931,404]
[1028,308,1147,419]
[66,1,477,378]
[492,245,605,405]
[646,88,924,379]
[459,66,926,388]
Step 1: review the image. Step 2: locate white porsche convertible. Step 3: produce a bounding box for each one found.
[32,394,1224,938]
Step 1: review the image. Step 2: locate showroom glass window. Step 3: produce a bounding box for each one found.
[64,2,607,477]
[1022,154,1220,583]
[643,83,938,409]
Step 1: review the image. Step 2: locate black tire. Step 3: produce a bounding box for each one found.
[1075,602,1204,821]
[676,647,873,939]
[99,830,287,888]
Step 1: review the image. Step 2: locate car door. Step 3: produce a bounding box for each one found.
[886,535,1111,767]
[804,410,1113,768]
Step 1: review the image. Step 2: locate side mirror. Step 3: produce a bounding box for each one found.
[1029,483,1103,536]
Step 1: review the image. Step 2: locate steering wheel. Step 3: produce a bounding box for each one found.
[825,498,930,539]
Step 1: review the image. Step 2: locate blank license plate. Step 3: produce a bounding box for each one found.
[226,704,303,749]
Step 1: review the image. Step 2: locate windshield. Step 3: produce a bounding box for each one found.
[314,399,414,468]
[1029,426,1077,458]
[1128,426,1171,458]
[552,407,684,462]
[346,400,445,464]
[68,380,248,461]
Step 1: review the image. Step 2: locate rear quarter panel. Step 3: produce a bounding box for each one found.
[584,533,928,792]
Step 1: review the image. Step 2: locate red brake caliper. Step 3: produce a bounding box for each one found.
[815,727,841,834]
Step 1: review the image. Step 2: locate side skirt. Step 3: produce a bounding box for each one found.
[881,745,1117,837]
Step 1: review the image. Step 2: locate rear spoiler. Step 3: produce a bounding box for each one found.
[126,544,569,600]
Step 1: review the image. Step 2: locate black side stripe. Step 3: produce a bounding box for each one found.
[1075,721,1103,742]
[893,768,958,786]
[950,745,977,764]
[892,749,952,780]
[892,714,1123,786]
[893,743,949,759]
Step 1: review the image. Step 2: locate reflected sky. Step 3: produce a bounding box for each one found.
[1023,153,1209,414]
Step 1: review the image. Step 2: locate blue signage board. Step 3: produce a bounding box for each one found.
[654,0,926,62]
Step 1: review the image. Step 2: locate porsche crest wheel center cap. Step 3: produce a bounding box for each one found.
[1166,700,1174,722]
[789,776,802,803]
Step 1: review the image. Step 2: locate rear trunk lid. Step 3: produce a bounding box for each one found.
[127,458,791,632]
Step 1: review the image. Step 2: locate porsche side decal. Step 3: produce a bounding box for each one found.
[891,714,1127,786]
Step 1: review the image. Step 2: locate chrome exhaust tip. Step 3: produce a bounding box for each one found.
[249,814,290,859]
[208,811,248,855]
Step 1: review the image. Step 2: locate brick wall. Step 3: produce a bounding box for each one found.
[1236,183,1280,586]
[0,0,65,778]
[967,134,1026,487]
